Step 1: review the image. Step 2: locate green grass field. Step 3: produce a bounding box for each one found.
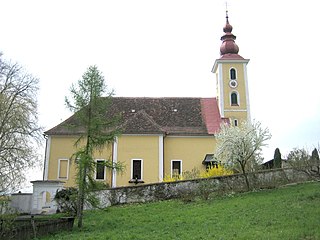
[43,181,320,240]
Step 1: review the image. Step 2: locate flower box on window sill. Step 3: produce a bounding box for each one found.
[129,179,145,184]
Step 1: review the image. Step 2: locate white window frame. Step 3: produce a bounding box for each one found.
[229,67,237,80]
[57,159,69,180]
[171,160,183,178]
[230,91,240,106]
[95,159,106,181]
[234,119,239,127]
[131,159,143,180]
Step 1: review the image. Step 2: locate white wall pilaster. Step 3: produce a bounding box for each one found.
[43,136,51,180]
[158,135,164,182]
[112,137,118,188]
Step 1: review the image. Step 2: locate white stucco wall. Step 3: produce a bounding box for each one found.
[10,193,33,214]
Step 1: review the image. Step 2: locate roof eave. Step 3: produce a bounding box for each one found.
[212,58,250,73]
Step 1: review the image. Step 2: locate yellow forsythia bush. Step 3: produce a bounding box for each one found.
[163,165,233,182]
[163,174,184,182]
[199,164,233,178]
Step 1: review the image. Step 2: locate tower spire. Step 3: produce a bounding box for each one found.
[225,2,229,24]
[219,11,241,58]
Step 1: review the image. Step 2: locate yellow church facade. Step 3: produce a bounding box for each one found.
[45,134,217,188]
[43,13,250,188]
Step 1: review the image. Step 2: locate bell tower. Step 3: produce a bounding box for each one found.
[212,11,250,126]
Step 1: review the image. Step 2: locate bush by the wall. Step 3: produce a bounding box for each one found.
[200,164,233,178]
[54,188,78,215]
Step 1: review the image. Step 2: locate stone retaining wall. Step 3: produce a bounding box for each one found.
[94,168,312,208]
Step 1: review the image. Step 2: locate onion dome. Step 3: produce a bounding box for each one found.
[220,11,240,56]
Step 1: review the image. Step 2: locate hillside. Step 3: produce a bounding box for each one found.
[43,181,320,240]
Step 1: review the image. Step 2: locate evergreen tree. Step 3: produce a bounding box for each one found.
[311,148,319,161]
[65,65,122,228]
[311,148,320,173]
[273,148,282,168]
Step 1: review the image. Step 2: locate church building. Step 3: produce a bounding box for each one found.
[43,13,250,188]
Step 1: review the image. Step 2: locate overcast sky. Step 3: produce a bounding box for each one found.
[1,0,320,186]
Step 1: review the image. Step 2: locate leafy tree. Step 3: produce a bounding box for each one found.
[273,148,282,168]
[215,120,271,190]
[65,65,122,228]
[0,53,42,194]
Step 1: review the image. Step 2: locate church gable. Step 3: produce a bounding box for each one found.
[121,109,165,134]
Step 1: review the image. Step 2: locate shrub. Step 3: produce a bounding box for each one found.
[200,164,233,178]
[183,168,200,180]
[0,196,10,214]
[0,197,17,239]
[54,188,78,215]
[163,165,232,183]
[163,174,183,182]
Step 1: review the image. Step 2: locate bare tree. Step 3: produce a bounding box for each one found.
[215,120,271,190]
[287,147,320,179]
[0,54,42,194]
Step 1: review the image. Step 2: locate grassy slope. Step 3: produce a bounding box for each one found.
[43,182,320,240]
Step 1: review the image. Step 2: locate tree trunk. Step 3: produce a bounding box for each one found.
[77,98,92,228]
[77,164,87,228]
[240,163,250,191]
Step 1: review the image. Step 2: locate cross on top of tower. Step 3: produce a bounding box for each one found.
[219,11,243,60]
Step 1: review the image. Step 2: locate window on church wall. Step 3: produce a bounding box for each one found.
[206,162,219,170]
[171,160,182,179]
[58,159,69,179]
[230,68,237,80]
[231,92,239,106]
[131,159,143,180]
[234,119,238,127]
[95,160,106,180]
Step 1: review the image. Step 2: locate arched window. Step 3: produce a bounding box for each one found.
[234,119,238,127]
[230,68,236,80]
[231,92,238,106]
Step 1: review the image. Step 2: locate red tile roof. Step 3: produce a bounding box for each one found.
[200,98,223,134]
[45,97,224,136]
